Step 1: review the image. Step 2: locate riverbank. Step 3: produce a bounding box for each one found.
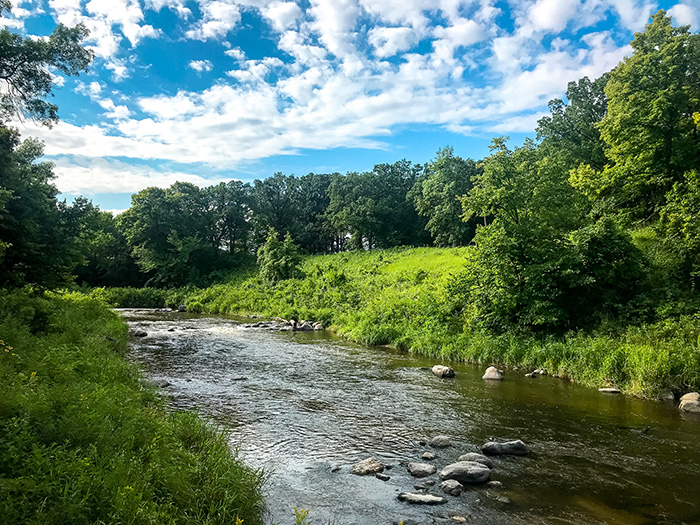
[91,247,700,399]
[0,289,265,524]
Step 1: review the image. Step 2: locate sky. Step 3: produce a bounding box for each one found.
[3,0,699,212]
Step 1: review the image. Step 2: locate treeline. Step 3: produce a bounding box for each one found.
[2,11,700,338]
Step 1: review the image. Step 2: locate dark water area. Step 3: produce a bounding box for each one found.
[121,310,700,525]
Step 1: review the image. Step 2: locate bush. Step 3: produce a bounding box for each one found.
[0,289,265,524]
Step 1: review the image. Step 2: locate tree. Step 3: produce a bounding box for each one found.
[118,183,220,287]
[410,147,479,246]
[256,228,302,284]
[592,11,700,220]
[0,2,93,125]
[0,128,76,287]
[326,160,427,250]
[206,181,253,253]
[453,137,643,333]
[536,74,609,171]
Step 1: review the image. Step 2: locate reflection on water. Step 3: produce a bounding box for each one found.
[122,309,700,525]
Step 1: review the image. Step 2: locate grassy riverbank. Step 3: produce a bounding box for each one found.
[92,247,700,399]
[0,289,265,524]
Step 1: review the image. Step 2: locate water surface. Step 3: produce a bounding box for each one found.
[122,310,700,525]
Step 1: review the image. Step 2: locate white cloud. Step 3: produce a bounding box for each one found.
[145,0,192,18]
[668,1,700,30]
[262,1,302,31]
[369,26,418,58]
[185,0,241,41]
[608,0,656,31]
[486,112,548,133]
[308,0,360,60]
[189,59,214,72]
[52,157,232,195]
[525,0,580,34]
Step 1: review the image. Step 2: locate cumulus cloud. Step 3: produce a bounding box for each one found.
[20,0,672,198]
[668,1,700,30]
[185,0,241,41]
[52,157,232,195]
[189,59,214,72]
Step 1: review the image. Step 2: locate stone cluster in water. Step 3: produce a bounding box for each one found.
[349,433,530,521]
[243,317,324,332]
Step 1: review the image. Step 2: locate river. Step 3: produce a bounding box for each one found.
[122,309,700,525]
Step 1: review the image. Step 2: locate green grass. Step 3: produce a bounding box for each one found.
[94,246,700,399]
[0,289,265,524]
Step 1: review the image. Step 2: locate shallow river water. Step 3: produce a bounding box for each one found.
[121,309,700,525]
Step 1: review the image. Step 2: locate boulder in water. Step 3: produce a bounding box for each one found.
[407,462,437,478]
[482,366,503,380]
[599,387,622,394]
[481,440,529,456]
[457,453,493,468]
[430,435,451,448]
[679,392,700,413]
[439,479,464,496]
[351,458,385,475]
[439,461,491,484]
[397,493,446,505]
[432,365,455,378]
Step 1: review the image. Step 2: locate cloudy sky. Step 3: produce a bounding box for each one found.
[4,0,698,211]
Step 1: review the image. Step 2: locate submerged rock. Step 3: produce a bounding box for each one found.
[525,372,538,378]
[432,365,455,378]
[407,462,437,478]
[482,366,503,380]
[440,461,491,484]
[679,392,700,413]
[397,492,447,505]
[430,435,452,448]
[457,453,493,469]
[599,387,622,394]
[351,457,385,475]
[482,440,529,456]
[440,479,464,496]
[375,473,391,481]
[132,330,147,337]
[422,451,437,460]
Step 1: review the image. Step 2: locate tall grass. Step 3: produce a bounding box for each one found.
[0,289,265,524]
[95,247,700,398]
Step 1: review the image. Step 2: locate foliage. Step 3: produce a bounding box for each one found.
[0,6,93,125]
[0,290,265,524]
[536,74,609,171]
[102,246,700,398]
[409,147,479,246]
[327,160,428,250]
[257,228,303,284]
[0,128,83,288]
[594,11,700,219]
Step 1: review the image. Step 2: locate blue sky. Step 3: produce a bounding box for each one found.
[3,0,698,212]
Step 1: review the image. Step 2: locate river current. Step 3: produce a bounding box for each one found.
[122,309,700,525]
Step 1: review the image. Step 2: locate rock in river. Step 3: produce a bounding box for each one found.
[679,392,700,413]
[440,479,464,496]
[432,365,455,378]
[430,435,452,448]
[397,493,447,505]
[457,453,494,469]
[482,440,529,456]
[132,330,147,337]
[407,462,437,478]
[440,461,491,484]
[422,451,437,460]
[482,366,503,380]
[599,387,622,394]
[351,458,385,475]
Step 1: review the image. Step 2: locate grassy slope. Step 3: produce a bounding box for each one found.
[0,290,265,525]
[95,247,700,399]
